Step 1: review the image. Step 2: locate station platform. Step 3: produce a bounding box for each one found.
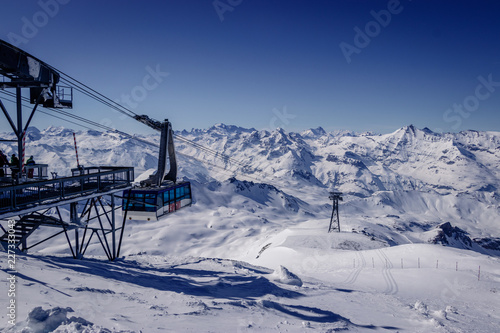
[0,166,134,220]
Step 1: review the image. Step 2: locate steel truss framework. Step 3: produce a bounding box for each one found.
[0,190,132,260]
[328,192,343,233]
[0,40,134,260]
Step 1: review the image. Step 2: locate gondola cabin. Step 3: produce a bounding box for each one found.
[123,181,192,221]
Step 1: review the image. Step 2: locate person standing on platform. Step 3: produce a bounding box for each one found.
[0,150,8,177]
[10,154,19,179]
[26,155,36,178]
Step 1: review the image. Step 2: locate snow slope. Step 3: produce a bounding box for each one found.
[1,124,500,332]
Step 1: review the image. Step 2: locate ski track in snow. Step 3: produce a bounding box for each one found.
[342,251,366,286]
[340,249,399,296]
[377,248,399,295]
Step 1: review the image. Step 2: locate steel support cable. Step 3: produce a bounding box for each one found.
[8,110,274,183]
[172,134,273,178]
[1,77,273,181]
[1,90,132,138]
[175,150,272,185]
[57,78,264,176]
[38,109,97,131]
[173,134,273,178]
[2,90,143,145]
[0,45,245,170]
[47,68,257,172]
[0,89,267,175]
[0,90,118,133]
[40,115,258,181]
[174,136,238,165]
[49,67,138,119]
[62,81,133,117]
[0,91,15,104]
[28,66,265,175]
[0,90,242,175]
[0,52,277,185]
[101,131,265,183]
[48,108,122,133]
[173,135,246,166]
[1,90,273,185]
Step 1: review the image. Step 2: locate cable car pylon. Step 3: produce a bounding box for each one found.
[328,192,343,233]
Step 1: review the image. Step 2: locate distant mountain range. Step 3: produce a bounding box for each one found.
[179,123,500,196]
[1,124,499,254]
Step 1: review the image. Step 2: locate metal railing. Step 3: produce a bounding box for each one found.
[0,166,134,213]
[1,164,48,182]
[25,164,49,179]
[55,85,73,108]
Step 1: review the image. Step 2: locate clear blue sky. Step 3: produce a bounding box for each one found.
[1,0,500,135]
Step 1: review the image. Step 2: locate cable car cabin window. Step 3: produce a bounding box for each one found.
[122,182,191,219]
[183,184,191,198]
[144,194,156,212]
[157,194,163,208]
[131,193,146,211]
[125,192,157,212]
[176,184,191,200]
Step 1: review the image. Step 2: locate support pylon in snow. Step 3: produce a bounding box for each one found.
[328,192,343,233]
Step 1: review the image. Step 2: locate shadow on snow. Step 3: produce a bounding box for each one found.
[33,255,302,300]
[261,301,399,330]
[22,255,400,330]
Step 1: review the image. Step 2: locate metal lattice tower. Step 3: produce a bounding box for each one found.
[328,192,343,233]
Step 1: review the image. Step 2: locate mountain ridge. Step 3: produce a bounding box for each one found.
[2,123,500,250]
[2,124,500,197]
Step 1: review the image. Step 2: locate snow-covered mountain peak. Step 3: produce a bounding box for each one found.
[421,127,435,135]
[389,124,426,141]
[301,126,326,138]
[207,123,255,135]
[402,124,417,134]
[41,125,75,136]
[25,126,42,140]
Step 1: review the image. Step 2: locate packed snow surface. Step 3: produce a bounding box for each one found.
[1,124,500,332]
